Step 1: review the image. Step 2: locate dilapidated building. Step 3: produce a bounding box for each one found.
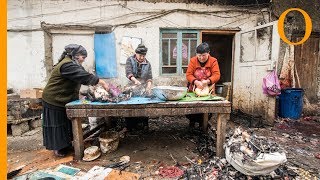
[7,0,320,124]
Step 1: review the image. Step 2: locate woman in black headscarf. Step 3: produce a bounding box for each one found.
[42,44,109,157]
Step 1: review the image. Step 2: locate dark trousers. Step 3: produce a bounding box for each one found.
[125,117,149,131]
[186,113,212,128]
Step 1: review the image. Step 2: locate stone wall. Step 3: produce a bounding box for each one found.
[7,95,42,136]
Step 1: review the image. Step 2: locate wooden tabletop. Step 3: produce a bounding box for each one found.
[66,100,231,118]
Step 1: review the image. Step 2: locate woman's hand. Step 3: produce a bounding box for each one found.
[194,80,204,89]
[98,79,110,91]
[201,79,210,86]
[131,77,141,85]
[146,81,152,96]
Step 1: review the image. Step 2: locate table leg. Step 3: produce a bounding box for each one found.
[71,117,84,160]
[216,113,229,157]
[202,113,209,132]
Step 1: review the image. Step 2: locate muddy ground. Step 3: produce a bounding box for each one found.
[7,114,320,179]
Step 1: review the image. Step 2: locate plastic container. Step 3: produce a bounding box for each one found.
[99,131,120,153]
[215,84,224,94]
[278,88,304,119]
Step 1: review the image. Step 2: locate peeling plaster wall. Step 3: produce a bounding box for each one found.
[52,34,95,73]
[8,0,264,91]
[113,27,161,86]
[7,31,46,92]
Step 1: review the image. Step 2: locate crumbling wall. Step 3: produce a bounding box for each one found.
[7,96,42,136]
[272,0,320,32]
[8,0,264,92]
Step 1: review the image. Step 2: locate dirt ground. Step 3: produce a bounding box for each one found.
[7,114,320,179]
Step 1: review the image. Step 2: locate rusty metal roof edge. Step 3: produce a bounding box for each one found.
[160,27,241,31]
[40,22,113,32]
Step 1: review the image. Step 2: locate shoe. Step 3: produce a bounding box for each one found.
[53,147,71,157]
[54,150,66,157]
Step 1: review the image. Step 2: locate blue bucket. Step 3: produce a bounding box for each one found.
[278,88,304,119]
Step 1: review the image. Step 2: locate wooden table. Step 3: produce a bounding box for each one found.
[66,100,231,160]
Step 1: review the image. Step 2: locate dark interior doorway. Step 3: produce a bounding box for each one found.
[202,33,233,85]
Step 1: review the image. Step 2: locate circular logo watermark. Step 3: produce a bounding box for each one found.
[278,8,312,45]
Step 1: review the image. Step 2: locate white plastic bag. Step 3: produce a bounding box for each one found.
[225,127,287,176]
[225,146,287,176]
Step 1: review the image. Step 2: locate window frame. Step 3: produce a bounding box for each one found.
[160,30,200,76]
[239,25,273,63]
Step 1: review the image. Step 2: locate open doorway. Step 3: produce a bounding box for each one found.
[201,32,235,99]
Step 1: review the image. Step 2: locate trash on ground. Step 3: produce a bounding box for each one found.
[54,164,81,176]
[99,131,120,154]
[82,146,101,162]
[159,166,184,178]
[225,127,287,176]
[106,169,140,180]
[75,166,112,180]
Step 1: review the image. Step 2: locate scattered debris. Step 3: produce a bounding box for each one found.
[7,165,25,179]
[77,166,112,180]
[159,166,184,178]
[99,131,120,154]
[225,127,287,176]
[82,146,101,162]
[8,115,320,179]
[54,164,81,176]
[104,155,130,169]
[106,169,140,180]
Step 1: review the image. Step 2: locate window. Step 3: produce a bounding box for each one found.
[240,26,272,62]
[160,30,199,75]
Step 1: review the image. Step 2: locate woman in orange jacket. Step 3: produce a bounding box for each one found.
[186,42,221,128]
[186,42,220,92]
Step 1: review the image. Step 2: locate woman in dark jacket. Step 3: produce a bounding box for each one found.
[125,44,153,95]
[124,44,152,130]
[42,44,109,157]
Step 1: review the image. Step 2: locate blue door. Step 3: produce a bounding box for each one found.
[94,33,117,78]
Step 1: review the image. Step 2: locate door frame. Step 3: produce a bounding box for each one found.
[200,30,239,102]
[232,21,280,124]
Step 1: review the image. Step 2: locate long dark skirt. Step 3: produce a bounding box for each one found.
[42,100,72,150]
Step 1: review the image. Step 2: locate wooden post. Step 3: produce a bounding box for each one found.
[71,117,84,160]
[202,113,209,132]
[216,113,229,157]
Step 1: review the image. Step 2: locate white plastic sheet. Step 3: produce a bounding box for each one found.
[226,146,287,176]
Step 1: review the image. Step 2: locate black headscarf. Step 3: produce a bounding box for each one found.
[57,44,87,62]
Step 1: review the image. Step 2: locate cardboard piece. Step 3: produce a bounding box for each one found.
[20,88,43,99]
[15,170,72,180]
[54,164,81,176]
[74,166,112,180]
[105,169,140,180]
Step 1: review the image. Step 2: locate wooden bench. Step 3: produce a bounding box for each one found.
[66,100,231,160]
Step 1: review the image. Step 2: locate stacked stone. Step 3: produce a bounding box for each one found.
[7,95,42,136]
